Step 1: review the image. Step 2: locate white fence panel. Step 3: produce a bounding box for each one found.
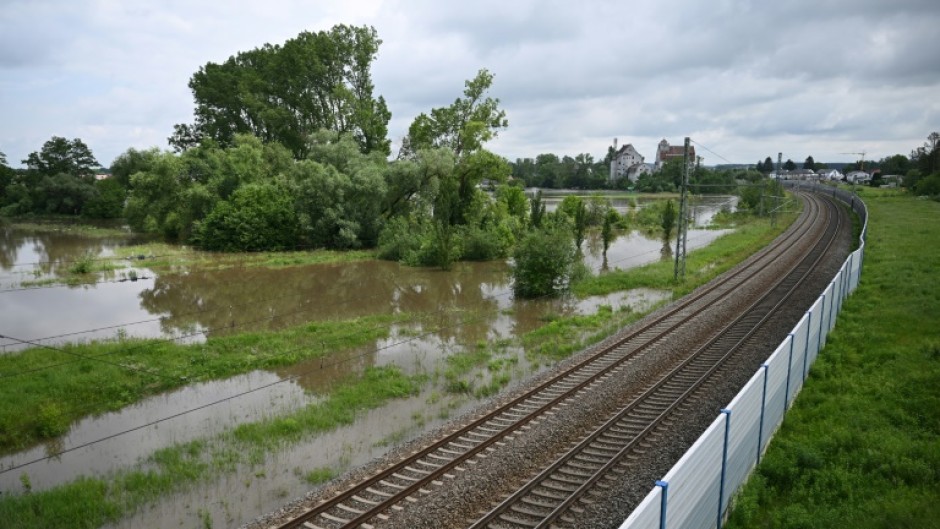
[662,416,725,529]
[723,371,764,510]
[831,270,845,329]
[619,186,868,529]
[787,314,810,403]
[819,282,834,345]
[806,297,824,367]
[761,340,791,453]
[618,486,662,529]
[848,249,863,292]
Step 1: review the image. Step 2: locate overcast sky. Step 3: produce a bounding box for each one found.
[2,0,939,169]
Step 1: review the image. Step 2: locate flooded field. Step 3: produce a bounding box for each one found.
[0,196,736,528]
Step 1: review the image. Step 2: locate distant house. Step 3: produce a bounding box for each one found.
[846,171,871,184]
[654,139,695,171]
[817,169,843,181]
[609,142,646,182]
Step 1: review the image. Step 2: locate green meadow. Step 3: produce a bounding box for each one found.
[727,190,940,528]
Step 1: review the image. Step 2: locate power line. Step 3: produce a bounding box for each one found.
[689,139,736,165]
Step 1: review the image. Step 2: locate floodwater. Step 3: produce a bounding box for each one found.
[0,197,734,527]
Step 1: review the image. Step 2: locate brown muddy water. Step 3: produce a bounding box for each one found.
[0,198,733,528]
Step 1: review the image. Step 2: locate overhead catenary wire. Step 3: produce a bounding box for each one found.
[689,138,736,166]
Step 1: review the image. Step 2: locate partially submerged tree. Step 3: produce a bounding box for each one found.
[661,199,677,242]
[401,69,507,159]
[382,69,510,269]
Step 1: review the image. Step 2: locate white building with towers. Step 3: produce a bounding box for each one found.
[609,138,652,182]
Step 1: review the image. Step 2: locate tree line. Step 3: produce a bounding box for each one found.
[511,152,742,194]
[753,133,940,193]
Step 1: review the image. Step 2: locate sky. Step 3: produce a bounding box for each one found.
[1,0,939,169]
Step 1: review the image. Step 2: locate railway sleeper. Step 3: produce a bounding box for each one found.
[567,459,604,472]
[412,458,442,470]
[498,512,543,528]
[520,495,560,509]
[365,486,394,497]
[582,446,619,458]
[574,452,609,464]
[351,494,379,506]
[549,472,590,487]
[378,479,407,490]
[335,503,364,515]
[509,503,551,518]
[318,512,351,525]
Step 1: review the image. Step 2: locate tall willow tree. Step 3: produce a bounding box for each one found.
[170,24,391,158]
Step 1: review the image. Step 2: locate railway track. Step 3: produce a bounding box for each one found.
[272,192,839,529]
[468,193,841,528]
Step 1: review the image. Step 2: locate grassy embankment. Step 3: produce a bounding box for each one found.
[726,189,940,528]
[0,202,800,528]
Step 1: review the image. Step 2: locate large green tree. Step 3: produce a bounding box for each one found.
[402,69,507,159]
[171,25,391,158]
[23,136,98,178]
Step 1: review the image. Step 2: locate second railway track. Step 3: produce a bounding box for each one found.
[269,191,848,529]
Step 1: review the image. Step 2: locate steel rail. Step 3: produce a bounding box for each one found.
[272,194,824,529]
[468,193,842,528]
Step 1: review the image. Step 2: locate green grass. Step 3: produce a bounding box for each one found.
[111,242,375,271]
[0,313,408,454]
[726,192,940,528]
[522,304,647,361]
[0,365,420,529]
[6,218,131,238]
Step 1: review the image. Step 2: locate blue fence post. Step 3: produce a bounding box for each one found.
[656,480,669,529]
[718,409,731,529]
[785,333,795,407]
[758,364,769,464]
[803,310,812,381]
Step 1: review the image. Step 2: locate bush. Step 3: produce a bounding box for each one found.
[376,215,425,262]
[194,182,299,251]
[82,178,126,219]
[914,174,940,196]
[512,220,578,298]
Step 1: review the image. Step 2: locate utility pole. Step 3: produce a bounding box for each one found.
[674,137,690,281]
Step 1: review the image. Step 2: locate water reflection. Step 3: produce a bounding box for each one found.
[0,221,142,279]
